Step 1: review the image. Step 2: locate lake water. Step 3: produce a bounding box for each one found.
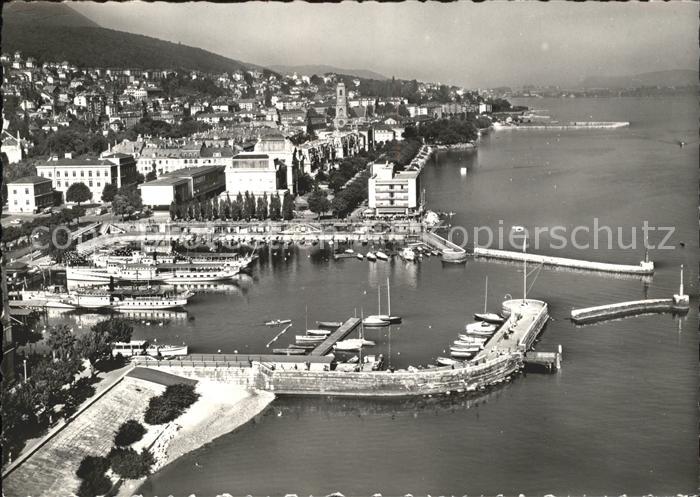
[55,97,699,495]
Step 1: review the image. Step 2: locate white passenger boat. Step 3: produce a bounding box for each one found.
[67,262,239,284]
[73,289,192,310]
[111,340,188,357]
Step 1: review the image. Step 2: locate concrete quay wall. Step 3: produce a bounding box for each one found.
[257,354,522,397]
[473,247,654,275]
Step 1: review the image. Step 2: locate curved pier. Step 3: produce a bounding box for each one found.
[571,296,689,324]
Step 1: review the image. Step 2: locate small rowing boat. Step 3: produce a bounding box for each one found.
[474,312,505,324]
[437,357,460,366]
[265,319,292,326]
[272,348,306,355]
[305,329,331,336]
[295,335,325,343]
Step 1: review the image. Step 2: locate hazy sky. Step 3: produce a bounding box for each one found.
[72,1,699,88]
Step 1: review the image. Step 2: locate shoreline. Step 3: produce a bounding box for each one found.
[116,380,275,497]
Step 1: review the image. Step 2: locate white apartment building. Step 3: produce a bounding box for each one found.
[367,161,422,216]
[6,176,55,214]
[36,152,138,202]
[221,153,288,199]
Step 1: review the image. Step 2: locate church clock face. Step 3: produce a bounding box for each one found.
[336,118,346,127]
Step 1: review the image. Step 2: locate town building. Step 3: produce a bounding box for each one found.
[367,161,422,217]
[1,130,25,164]
[36,152,138,202]
[222,152,289,199]
[139,165,226,208]
[6,176,56,213]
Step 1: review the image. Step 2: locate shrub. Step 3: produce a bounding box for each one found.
[76,455,110,480]
[76,473,112,497]
[144,383,199,425]
[75,455,112,497]
[114,419,146,447]
[107,447,153,479]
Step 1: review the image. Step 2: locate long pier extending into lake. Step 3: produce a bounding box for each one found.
[571,296,689,324]
[472,246,654,275]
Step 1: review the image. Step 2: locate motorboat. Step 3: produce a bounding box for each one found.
[458,334,488,343]
[288,344,315,350]
[356,253,365,260]
[453,339,484,348]
[295,335,325,343]
[273,348,306,355]
[375,251,389,261]
[146,344,188,357]
[449,350,476,359]
[305,329,332,336]
[344,248,355,254]
[334,338,375,351]
[401,247,416,261]
[363,315,390,327]
[465,321,498,333]
[474,312,505,324]
[265,319,292,326]
[366,252,377,262]
[317,321,342,329]
[436,357,460,366]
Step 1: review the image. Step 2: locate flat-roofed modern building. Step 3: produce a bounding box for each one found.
[36,152,138,202]
[139,165,226,208]
[368,161,422,216]
[222,152,288,198]
[6,176,56,213]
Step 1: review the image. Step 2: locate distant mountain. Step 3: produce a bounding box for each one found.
[269,64,388,81]
[3,1,99,28]
[582,70,699,89]
[2,2,260,74]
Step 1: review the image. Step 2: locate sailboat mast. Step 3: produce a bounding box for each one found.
[378,285,381,315]
[386,277,391,316]
[523,238,527,302]
[484,275,488,313]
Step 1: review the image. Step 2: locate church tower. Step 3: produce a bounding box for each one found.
[334,82,348,129]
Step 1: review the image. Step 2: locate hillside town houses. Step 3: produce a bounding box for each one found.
[2,50,494,214]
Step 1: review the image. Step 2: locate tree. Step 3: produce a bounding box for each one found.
[307,189,330,219]
[91,318,133,343]
[269,193,282,220]
[76,332,110,376]
[111,194,130,220]
[76,455,111,497]
[108,447,154,479]
[101,183,118,203]
[145,170,157,182]
[169,201,178,220]
[114,420,146,446]
[282,192,294,220]
[46,325,75,361]
[256,193,268,220]
[297,173,314,195]
[66,182,92,206]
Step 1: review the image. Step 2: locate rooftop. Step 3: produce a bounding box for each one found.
[7,175,52,185]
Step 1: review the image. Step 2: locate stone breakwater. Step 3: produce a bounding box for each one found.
[496,121,630,130]
[571,297,690,324]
